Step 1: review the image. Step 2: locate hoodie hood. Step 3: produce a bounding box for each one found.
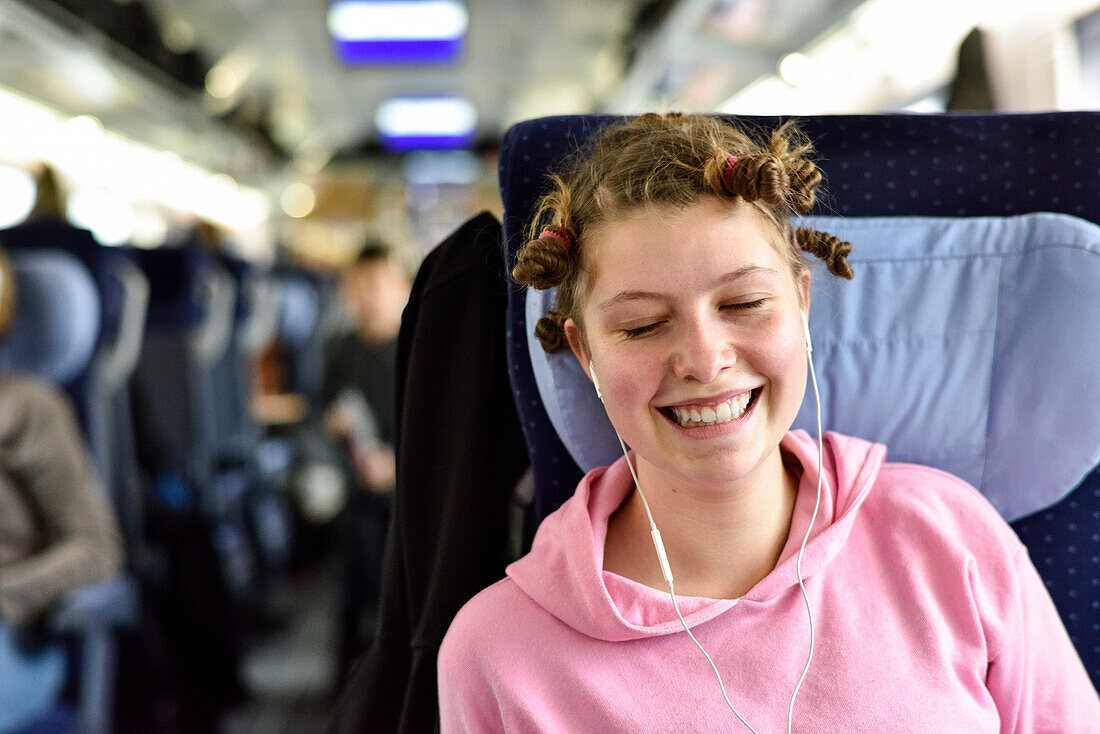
[506,430,886,642]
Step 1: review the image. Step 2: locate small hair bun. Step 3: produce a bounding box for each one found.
[795,227,854,279]
[513,231,573,290]
[534,311,570,353]
[727,154,789,208]
[785,160,822,213]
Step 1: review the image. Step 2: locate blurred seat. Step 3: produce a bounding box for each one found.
[500,112,1100,690]
[214,253,294,581]
[275,266,338,409]
[0,247,138,734]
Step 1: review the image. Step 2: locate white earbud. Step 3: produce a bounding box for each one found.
[800,311,813,355]
[589,360,603,401]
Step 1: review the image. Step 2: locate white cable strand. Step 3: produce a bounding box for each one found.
[787,347,824,734]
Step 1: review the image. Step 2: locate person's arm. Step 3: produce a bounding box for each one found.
[984,545,1100,732]
[0,380,124,625]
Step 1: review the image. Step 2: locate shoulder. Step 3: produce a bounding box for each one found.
[862,460,1026,585]
[439,577,551,680]
[0,373,75,441]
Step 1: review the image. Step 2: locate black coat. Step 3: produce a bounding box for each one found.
[329,211,530,733]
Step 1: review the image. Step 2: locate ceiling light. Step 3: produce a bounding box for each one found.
[329,0,467,64]
[777,53,816,87]
[329,0,467,40]
[205,65,241,100]
[375,96,477,151]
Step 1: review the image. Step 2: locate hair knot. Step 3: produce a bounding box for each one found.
[726,154,789,207]
[534,311,570,353]
[795,227,854,279]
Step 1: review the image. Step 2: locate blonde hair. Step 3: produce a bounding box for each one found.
[512,114,853,353]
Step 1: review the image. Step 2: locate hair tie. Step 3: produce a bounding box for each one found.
[539,228,573,250]
[792,229,802,252]
[722,155,740,194]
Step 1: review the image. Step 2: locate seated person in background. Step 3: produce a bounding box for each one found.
[0,242,124,626]
[322,240,412,684]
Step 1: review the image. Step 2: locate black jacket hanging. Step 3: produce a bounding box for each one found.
[328,211,529,734]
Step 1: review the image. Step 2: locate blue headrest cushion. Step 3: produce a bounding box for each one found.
[526,212,1100,523]
[0,250,100,384]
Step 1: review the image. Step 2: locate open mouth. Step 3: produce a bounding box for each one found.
[660,388,761,428]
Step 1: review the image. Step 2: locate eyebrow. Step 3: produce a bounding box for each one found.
[596,265,780,312]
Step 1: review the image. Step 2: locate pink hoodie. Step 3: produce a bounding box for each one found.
[439,431,1100,732]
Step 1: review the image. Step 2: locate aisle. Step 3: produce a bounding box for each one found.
[221,561,341,734]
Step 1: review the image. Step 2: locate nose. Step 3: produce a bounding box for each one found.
[670,315,733,383]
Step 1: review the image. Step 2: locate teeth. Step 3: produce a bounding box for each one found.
[667,391,755,428]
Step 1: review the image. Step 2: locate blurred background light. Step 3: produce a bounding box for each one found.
[375,95,477,151]
[402,150,481,186]
[329,0,468,64]
[67,186,136,246]
[0,164,37,228]
[205,64,241,100]
[281,183,317,218]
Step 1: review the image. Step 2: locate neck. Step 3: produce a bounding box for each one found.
[603,447,800,599]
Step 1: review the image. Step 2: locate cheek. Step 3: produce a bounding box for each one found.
[593,348,664,416]
[763,329,810,406]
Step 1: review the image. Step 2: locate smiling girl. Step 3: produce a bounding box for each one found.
[437,113,1099,732]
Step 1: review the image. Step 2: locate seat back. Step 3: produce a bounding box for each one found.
[499,112,1100,689]
[0,248,135,734]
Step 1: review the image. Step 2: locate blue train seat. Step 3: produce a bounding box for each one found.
[274,267,327,405]
[214,253,294,579]
[0,248,137,734]
[499,112,1100,690]
[125,242,258,725]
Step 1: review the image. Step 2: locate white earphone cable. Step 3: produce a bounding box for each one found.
[787,337,824,734]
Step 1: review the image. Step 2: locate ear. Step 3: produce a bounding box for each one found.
[563,317,592,381]
[797,266,811,321]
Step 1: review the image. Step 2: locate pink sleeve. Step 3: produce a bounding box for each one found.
[984,547,1100,732]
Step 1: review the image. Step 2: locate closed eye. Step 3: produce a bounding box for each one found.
[621,322,663,339]
[722,298,768,311]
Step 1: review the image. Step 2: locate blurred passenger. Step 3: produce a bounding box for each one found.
[322,241,411,684]
[23,163,66,223]
[0,243,125,732]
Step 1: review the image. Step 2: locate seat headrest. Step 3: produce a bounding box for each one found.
[526,212,1100,522]
[0,249,100,384]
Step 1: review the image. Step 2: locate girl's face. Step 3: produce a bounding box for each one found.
[564,197,810,493]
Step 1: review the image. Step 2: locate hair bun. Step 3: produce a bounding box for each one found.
[513,233,572,289]
[795,227,854,279]
[727,154,789,208]
[785,160,822,213]
[534,311,570,353]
